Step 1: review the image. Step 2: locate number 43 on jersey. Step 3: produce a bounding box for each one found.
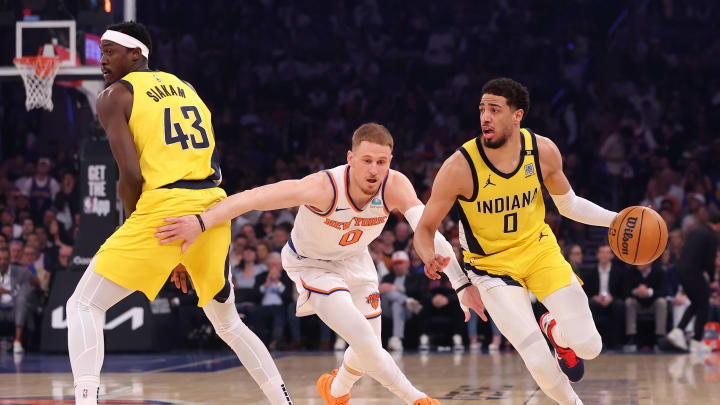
[164,105,210,150]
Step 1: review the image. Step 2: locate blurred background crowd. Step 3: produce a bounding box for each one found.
[1,0,720,354]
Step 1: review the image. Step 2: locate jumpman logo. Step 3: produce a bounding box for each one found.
[539,232,547,242]
[483,174,496,188]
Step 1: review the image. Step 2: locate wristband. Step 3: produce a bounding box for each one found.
[455,282,472,294]
[195,214,206,232]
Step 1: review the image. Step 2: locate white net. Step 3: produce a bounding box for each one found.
[13,56,61,111]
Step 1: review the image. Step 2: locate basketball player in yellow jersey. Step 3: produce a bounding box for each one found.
[415,78,622,405]
[65,22,292,405]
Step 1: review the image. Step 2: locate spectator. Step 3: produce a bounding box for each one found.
[256,241,272,265]
[53,172,80,231]
[710,253,720,322]
[380,251,426,351]
[255,211,277,240]
[393,222,412,251]
[252,253,293,350]
[665,209,719,353]
[580,244,626,349]
[9,241,23,266]
[563,243,584,272]
[0,209,19,239]
[624,263,667,351]
[19,218,34,243]
[1,226,12,243]
[270,223,291,252]
[17,158,60,223]
[680,193,706,232]
[0,247,40,354]
[368,240,389,279]
[229,234,249,268]
[417,274,464,351]
[232,246,266,315]
[242,224,259,246]
[21,245,40,277]
[52,245,73,272]
[658,250,691,333]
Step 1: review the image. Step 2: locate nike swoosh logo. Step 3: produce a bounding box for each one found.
[335,207,350,211]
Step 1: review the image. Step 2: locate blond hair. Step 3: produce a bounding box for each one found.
[352,122,394,151]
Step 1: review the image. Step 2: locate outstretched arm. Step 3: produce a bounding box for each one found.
[398,158,488,322]
[386,171,470,288]
[538,135,617,227]
[413,152,472,274]
[156,171,333,250]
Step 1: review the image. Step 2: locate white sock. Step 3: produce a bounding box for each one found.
[260,377,293,405]
[330,364,362,397]
[74,382,98,405]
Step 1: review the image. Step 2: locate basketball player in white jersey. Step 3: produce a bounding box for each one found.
[156,123,487,405]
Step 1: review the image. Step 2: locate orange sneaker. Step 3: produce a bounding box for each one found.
[413,398,441,405]
[317,369,351,405]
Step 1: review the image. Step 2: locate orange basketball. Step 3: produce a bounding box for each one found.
[608,206,668,265]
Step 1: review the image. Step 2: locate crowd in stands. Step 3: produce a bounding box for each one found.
[1,0,720,353]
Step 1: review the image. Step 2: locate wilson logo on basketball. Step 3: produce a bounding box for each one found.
[621,216,638,255]
[366,292,380,309]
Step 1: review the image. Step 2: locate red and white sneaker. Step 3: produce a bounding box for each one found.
[539,312,584,382]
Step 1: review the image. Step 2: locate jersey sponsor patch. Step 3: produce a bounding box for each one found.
[524,163,535,177]
[371,198,382,206]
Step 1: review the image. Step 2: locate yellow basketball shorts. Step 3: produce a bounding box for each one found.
[464,230,581,301]
[93,187,230,307]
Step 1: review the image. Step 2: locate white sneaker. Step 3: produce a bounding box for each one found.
[667,328,688,351]
[452,334,464,351]
[690,339,712,354]
[488,343,500,352]
[469,342,481,352]
[13,341,23,354]
[388,336,404,352]
[419,334,430,351]
[406,298,423,314]
[334,337,347,351]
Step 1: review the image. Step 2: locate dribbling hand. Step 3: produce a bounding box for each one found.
[423,254,451,280]
[155,215,202,252]
[458,285,488,322]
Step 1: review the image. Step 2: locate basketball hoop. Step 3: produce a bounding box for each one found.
[13,56,61,111]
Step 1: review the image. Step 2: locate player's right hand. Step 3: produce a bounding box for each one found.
[170,264,194,293]
[156,215,202,252]
[423,254,450,280]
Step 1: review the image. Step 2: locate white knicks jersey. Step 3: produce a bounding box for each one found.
[289,164,391,261]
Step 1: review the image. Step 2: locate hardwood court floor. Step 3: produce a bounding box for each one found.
[1,350,718,404]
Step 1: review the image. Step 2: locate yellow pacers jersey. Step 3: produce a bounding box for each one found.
[455,128,578,300]
[119,70,220,192]
[456,128,546,256]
